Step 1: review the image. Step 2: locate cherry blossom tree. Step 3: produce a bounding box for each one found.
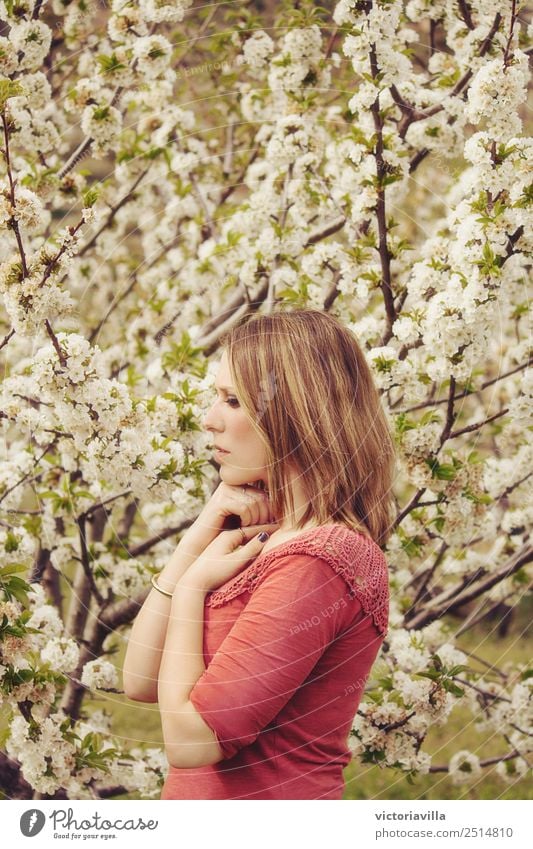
[0,0,531,799]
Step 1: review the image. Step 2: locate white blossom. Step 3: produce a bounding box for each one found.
[81,104,122,154]
[132,35,172,80]
[448,750,482,785]
[466,52,529,138]
[81,659,119,690]
[139,0,192,24]
[41,637,80,673]
[0,0,531,799]
[243,31,274,72]
[9,20,52,71]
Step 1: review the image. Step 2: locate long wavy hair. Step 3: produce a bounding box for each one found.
[220,308,396,547]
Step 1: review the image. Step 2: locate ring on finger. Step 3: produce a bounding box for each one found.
[239,527,246,545]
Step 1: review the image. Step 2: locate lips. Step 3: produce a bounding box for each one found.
[214,446,229,454]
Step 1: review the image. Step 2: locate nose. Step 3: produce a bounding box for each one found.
[202,398,223,433]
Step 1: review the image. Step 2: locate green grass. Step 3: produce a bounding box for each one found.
[343,600,532,800]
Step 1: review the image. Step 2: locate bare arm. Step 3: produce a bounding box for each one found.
[122,482,275,702]
[122,518,217,703]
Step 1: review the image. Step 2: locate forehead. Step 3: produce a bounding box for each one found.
[214,351,234,389]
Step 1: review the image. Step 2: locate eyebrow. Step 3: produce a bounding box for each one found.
[214,384,235,392]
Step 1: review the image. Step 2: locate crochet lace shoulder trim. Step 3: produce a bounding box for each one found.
[205,524,389,636]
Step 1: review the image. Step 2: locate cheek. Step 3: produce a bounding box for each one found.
[235,417,265,454]
[236,420,257,444]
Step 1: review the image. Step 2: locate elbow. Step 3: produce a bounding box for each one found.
[165,745,194,769]
[164,741,224,769]
[159,700,226,767]
[161,711,225,768]
[122,671,158,703]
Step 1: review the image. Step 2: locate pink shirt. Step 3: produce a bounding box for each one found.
[160,524,389,800]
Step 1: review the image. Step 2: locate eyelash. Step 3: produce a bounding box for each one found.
[210,389,239,408]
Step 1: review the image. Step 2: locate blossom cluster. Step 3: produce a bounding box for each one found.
[0,0,530,798]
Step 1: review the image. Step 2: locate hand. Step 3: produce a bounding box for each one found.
[178,521,280,593]
[195,481,276,536]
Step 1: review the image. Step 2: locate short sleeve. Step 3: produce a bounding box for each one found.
[189,553,358,760]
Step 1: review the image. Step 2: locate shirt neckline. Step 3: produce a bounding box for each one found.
[255,522,362,562]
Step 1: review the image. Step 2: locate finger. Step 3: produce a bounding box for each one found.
[231,496,250,527]
[255,495,271,526]
[238,522,279,543]
[254,490,273,525]
[259,492,276,524]
[244,496,259,526]
[242,503,255,527]
[244,493,262,527]
[230,521,279,548]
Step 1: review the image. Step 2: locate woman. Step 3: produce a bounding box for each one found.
[123,308,396,800]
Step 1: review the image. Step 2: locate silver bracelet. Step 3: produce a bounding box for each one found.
[150,573,173,598]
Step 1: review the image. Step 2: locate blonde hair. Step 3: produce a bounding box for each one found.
[221,309,396,547]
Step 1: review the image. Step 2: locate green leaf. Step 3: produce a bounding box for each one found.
[442,680,465,697]
[0,574,32,606]
[425,458,457,480]
[0,79,24,111]
[82,187,99,207]
[97,53,128,75]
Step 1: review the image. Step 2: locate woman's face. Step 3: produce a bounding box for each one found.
[203,350,270,486]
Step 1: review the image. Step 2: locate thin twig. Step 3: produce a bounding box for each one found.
[222,121,234,176]
[454,590,523,637]
[75,515,105,606]
[0,328,15,352]
[406,541,532,630]
[369,46,396,338]
[127,519,193,557]
[78,490,133,521]
[392,487,426,531]
[78,166,151,260]
[429,749,522,773]
[503,0,518,67]
[459,648,508,678]
[398,357,532,413]
[2,113,29,277]
[458,0,475,30]
[448,407,509,439]
[0,439,58,505]
[44,319,68,368]
[439,375,457,447]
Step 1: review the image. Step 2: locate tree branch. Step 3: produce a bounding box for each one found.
[399,356,532,413]
[429,749,523,774]
[128,518,192,558]
[75,514,105,606]
[44,319,68,368]
[369,46,396,339]
[392,487,426,531]
[448,407,509,440]
[0,328,15,352]
[439,375,457,447]
[503,0,518,68]
[2,112,29,277]
[405,541,533,630]
[458,0,475,30]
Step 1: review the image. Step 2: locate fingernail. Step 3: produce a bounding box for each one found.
[258,532,269,542]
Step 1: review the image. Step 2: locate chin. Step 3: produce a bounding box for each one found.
[220,468,266,488]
